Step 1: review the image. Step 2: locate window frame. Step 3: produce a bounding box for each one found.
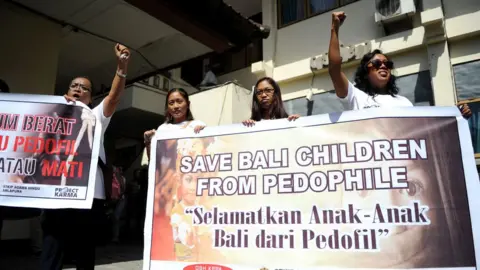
[453,60,480,157]
[277,0,359,29]
[163,78,170,91]
[394,70,435,106]
[153,75,161,88]
[284,89,345,117]
[453,59,480,102]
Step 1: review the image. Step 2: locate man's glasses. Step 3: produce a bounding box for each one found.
[255,88,274,96]
[367,59,394,70]
[70,83,91,93]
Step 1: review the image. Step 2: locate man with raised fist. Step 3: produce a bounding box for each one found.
[41,43,131,270]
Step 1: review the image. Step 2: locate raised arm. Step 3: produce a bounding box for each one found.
[144,129,156,161]
[328,12,349,98]
[103,43,131,117]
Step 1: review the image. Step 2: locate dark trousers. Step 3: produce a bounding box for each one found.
[40,199,105,270]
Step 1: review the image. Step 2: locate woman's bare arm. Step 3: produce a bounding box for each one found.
[328,12,349,98]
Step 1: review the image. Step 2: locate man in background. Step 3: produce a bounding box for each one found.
[198,64,218,89]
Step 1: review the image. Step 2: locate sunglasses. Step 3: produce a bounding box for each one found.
[367,59,394,70]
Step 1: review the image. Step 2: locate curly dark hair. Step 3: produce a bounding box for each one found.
[353,49,399,97]
[250,77,289,121]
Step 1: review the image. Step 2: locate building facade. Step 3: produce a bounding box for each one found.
[2,0,479,243]
[208,0,480,161]
[0,0,267,242]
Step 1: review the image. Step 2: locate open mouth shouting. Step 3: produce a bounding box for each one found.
[378,69,389,78]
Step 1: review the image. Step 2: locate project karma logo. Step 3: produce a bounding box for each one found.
[54,187,79,198]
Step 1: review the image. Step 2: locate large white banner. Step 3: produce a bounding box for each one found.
[0,93,101,209]
[144,106,480,270]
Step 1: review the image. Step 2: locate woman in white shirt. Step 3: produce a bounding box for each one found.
[144,88,205,158]
[328,11,472,118]
[328,12,412,110]
[242,77,300,126]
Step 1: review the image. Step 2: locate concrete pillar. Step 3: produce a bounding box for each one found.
[427,41,457,105]
[259,0,277,77]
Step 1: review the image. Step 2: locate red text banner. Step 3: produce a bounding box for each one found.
[0,94,101,209]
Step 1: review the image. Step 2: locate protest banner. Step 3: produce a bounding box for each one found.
[144,106,480,270]
[0,93,101,209]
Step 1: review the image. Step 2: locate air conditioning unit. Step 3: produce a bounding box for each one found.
[374,0,416,24]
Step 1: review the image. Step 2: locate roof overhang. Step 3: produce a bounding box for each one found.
[8,0,268,95]
[125,0,270,53]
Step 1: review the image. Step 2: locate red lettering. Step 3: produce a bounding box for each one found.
[58,140,67,155]
[78,162,83,178]
[45,139,56,154]
[42,160,84,178]
[13,137,77,155]
[24,136,36,153]
[57,161,67,177]
[42,160,57,176]
[0,135,9,151]
[13,136,25,152]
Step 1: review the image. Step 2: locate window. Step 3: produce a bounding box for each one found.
[284,90,345,116]
[395,71,434,106]
[309,0,337,15]
[278,0,306,26]
[454,60,480,101]
[460,99,480,156]
[454,60,480,156]
[284,71,434,116]
[163,78,170,90]
[141,78,150,84]
[153,76,160,88]
[278,0,359,27]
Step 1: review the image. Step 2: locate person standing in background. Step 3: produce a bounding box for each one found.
[111,166,127,244]
[198,64,218,89]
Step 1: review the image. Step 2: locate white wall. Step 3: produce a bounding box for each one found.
[0,1,61,95]
[217,67,258,91]
[189,83,251,126]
